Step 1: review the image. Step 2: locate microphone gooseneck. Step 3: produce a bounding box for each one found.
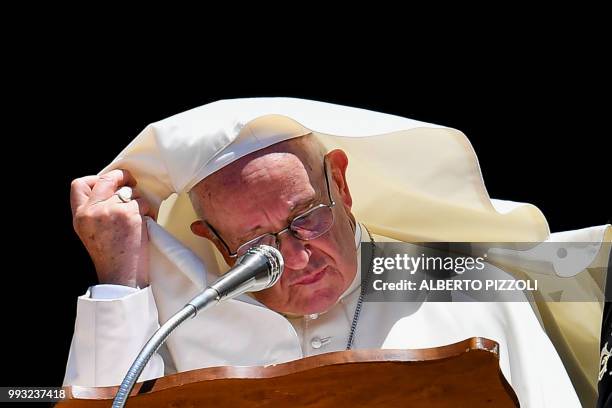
[112,245,283,408]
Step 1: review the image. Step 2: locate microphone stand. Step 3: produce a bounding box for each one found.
[111,245,283,408]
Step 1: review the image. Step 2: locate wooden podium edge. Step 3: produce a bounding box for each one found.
[64,337,502,401]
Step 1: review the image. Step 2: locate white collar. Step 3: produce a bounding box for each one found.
[337,222,364,302]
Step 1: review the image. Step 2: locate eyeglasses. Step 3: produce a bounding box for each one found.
[205,158,336,258]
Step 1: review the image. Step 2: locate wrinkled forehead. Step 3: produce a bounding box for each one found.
[190,136,326,213]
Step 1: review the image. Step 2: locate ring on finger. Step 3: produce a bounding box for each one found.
[115,186,133,203]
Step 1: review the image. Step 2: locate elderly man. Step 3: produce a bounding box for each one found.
[64,98,601,407]
[71,137,359,326]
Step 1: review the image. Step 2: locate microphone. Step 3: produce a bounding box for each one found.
[189,244,284,312]
[112,245,284,408]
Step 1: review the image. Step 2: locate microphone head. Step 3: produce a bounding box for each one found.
[243,245,284,289]
[208,244,285,301]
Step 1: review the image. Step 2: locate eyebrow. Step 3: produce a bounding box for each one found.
[289,196,317,215]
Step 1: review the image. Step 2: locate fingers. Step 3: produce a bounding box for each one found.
[132,198,151,216]
[89,169,137,203]
[121,189,158,219]
[126,197,157,219]
[71,169,157,222]
[70,175,101,216]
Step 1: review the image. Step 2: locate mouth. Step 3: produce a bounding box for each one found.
[292,266,329,285]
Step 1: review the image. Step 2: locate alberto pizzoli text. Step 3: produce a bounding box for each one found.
[372,279,538,292]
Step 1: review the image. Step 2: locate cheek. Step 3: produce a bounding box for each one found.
[296,223,358,293]
[323,221,357,272]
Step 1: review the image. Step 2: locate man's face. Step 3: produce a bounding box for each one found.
[190,139,357,315]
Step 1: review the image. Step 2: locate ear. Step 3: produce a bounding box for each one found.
[190,220,212,239]
[325,149,352,209]
[190,220,236,266]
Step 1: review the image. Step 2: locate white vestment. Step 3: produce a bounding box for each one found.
[62,98,610,407]
[65,223,585,407]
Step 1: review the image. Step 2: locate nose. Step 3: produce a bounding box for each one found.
[278,233,311,270]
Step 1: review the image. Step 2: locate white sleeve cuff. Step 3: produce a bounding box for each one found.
[90,284,141,300]
[64,285,163,386]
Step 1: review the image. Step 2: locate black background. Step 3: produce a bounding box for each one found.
[2,47,610,397]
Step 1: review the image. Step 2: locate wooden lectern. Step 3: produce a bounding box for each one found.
[56,337,519,407]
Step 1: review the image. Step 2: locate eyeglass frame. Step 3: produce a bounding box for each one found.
[204,157,336,258]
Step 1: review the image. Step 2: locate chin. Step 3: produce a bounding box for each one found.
[289,269,347,314]
[295,287,342,315]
